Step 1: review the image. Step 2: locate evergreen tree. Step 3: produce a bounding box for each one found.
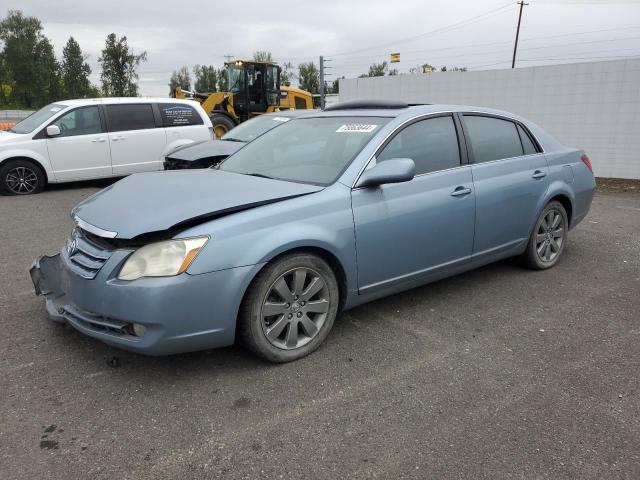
[98,33,147,97]
[61,36,94,99]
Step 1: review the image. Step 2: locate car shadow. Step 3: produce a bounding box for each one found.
[45,177,123,192]
[54,255,538,378]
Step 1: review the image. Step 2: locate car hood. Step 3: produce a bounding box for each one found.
[0,130,22,142]
[72,169,324,240]
[168,139,245,161]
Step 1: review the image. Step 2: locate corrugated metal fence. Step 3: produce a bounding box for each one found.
[340,59,640,179]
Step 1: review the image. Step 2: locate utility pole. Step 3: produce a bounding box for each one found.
[224,54,234,89]
[319,56,332,110]
[319,56,325,110]
[511,1,528,69]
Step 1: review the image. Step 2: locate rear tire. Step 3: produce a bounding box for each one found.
[0,159,46,195]
[521,201,568,270]
[209,114,235,138]
[237,253,340,363]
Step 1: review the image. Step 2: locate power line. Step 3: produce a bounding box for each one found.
[325,2,515,58]
[328,35,640,69]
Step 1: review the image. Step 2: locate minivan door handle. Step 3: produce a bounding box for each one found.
[91,138,106,143]
[532,170,547,179]
[451,186,472,197]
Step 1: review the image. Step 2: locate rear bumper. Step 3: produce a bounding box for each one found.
[30,253,260,355]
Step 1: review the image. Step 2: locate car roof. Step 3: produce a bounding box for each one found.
[54,97,201,107]
[294,103,530,123]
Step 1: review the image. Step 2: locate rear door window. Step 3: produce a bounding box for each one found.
[106,104,156,132]
[463,115,524,163]
[158,103,204,127]
[377,115,461,175]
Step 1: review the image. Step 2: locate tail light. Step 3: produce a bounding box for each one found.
[581,154,593,174]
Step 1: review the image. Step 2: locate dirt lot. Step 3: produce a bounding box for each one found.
[1,182,639,479]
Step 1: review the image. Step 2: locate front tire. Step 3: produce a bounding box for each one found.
[238,253,340,363]
[0,159,45,195]
[521,201,568,270]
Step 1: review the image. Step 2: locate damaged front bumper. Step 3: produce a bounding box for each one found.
[29,250,260,355]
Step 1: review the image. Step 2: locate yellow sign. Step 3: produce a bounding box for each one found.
[423,65,433,73]
[390,53,400,63]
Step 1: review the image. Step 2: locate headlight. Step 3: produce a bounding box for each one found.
[118,236,208,281]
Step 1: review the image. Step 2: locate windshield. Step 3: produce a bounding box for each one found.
[219,116,390,185]
[228,64,244,93]
[10,103,67,134]
[222,115,292,142]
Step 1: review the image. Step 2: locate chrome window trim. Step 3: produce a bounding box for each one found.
[74,216,118,239]
[350,110,453,189]
[460,110,546,155]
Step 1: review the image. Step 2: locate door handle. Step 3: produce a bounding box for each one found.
[92,138,106,143]
[451,186,472,197]
[111,136,124,142]
[532,170,547,179]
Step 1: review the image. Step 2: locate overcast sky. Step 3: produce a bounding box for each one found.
[3,0,640,96]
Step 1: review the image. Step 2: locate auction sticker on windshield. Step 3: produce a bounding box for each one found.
[336,124,378,133]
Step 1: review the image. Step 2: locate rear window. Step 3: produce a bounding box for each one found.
[159,103,204,127]
[106,104,156,132]
[464,115,524,163]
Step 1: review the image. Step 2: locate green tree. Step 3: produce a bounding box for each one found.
[366,61,388,77]
[331,76,344,94]
[253,51,273,63]
[98,33,147,97]
[168,66,191,96]
[0,10,62,108]
[61,36,95,99]
[298,62,319,94]
[193,64,218,92]
[280,61,295,86]
[216,68,228,91]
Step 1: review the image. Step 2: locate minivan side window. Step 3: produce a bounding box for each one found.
[158,103,204,127]
[106,104,156,132]
[463,115,524,163]
[377,115,461,175]
[51,106,103,137]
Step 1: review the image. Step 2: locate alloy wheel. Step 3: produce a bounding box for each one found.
[5,166,38,194]
[535,209,565,263]
[260,267,330,350]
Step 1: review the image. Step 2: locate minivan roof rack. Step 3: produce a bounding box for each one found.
[324,100,409,111]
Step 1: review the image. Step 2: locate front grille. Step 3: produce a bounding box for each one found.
[65,228,113,279]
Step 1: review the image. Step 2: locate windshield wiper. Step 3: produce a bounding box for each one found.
[244,172,274,179]
[222,137,245,142]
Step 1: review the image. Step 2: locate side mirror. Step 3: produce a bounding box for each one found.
[355,158,415,188]
[46,125,61,137]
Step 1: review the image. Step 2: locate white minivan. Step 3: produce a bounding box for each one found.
[0,98,213,195]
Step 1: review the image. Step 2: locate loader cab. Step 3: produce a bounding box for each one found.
[227,61,280,120]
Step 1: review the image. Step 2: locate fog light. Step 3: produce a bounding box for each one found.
[132,323,146,337]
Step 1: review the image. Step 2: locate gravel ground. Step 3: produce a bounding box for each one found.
[1,180,639,480]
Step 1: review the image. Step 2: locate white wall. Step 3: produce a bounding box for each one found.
[340,59,640,179]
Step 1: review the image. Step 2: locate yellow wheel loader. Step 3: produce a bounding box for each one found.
[175,60,313,138]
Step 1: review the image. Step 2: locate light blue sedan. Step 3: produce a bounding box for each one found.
[31,101,595,362]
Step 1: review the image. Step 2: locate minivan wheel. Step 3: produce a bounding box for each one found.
[238,253,340,362]
[0,159,45,195]
[521,201,568,270]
